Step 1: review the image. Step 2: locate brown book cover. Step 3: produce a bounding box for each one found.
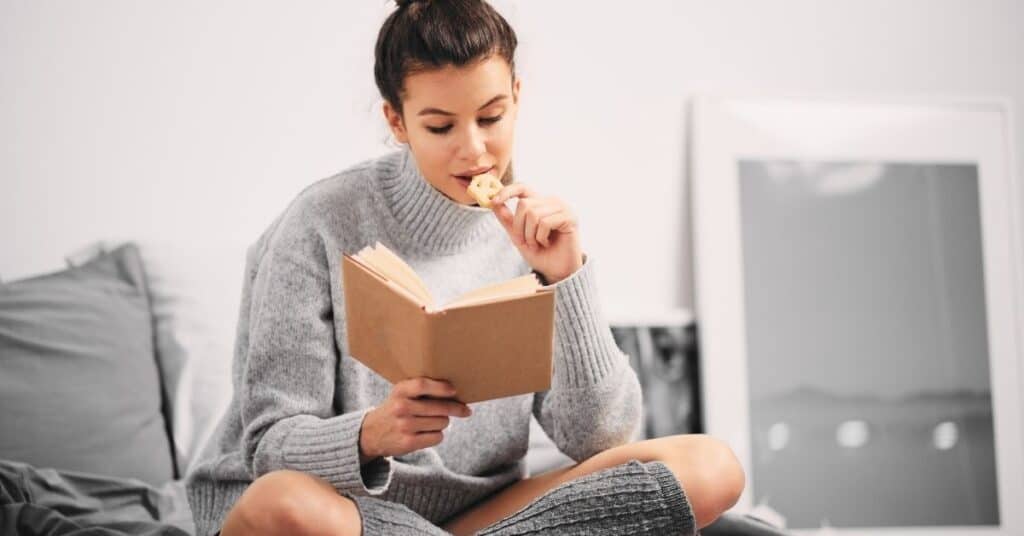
[341,250,555,403]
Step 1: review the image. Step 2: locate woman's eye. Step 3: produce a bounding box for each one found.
[479,115,503,126]
[426,124,453,134]
[425,116,501,135]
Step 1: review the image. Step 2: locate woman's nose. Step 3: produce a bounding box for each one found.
[455,125,486,160]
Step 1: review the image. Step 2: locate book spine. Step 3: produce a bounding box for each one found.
[421,312,442,380]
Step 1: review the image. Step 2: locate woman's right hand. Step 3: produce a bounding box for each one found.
[359,377,472,462]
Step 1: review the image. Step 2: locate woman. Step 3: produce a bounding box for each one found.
[185,1,744,534]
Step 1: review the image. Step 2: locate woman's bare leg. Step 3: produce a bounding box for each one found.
[442,434,745,536]
[221,470,363,536]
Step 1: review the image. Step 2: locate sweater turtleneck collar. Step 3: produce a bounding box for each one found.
[375,147,494,254]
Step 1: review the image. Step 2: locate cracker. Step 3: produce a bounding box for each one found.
[467,173,502,208]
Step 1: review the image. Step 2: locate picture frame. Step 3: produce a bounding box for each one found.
[608,309,700,440]
[690,96,1024,534]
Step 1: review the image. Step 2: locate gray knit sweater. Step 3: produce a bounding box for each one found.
[185,147,643,536]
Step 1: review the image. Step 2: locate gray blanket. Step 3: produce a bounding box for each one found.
[0,459,194,535]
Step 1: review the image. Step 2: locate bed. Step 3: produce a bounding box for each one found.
[0,241,788,535]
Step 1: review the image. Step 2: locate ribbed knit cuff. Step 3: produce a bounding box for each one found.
[280,408,393,496]
[551,256,624,388]
[186,478,249,536]
[649,461,697,534]
[351,495,449,535]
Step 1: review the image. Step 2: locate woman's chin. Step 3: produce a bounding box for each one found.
[449,189,484,206]
[437,187,478,206]
[458,195,483,207]
[424,177,487,207]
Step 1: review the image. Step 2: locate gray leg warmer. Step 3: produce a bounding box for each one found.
[479,460,695,536]
[350,494,450,535]
[351,460,695,535]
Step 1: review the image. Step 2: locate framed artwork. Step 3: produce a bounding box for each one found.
[609,309,700,440]
[691,97,1024,534]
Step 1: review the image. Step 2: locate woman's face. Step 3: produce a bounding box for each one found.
[384,56,520,206]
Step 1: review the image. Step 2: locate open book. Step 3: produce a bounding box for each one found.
[341,242,555,403]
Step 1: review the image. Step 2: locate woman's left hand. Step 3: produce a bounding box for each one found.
[489,184,584,284]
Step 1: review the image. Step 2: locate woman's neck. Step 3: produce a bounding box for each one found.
[375,147,494,255]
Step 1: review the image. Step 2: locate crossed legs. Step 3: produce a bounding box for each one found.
[220,434,744,536]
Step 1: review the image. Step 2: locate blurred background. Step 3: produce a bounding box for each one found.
[3,0,1023,316]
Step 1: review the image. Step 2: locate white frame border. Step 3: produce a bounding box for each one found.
[691,95,1024,535]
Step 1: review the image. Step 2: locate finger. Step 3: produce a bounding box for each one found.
[492,203,515,234]
[408,431,444,450]
[512,198,537,247]
[490,183,535,205]
[407,398,472,417]
[524,204,561,249]
[536,211,576,247]
[394,377,456,399]
[410,416,450,432]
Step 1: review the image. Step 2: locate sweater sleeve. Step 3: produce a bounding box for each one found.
[238,204,392,497]
[531,256,643,462]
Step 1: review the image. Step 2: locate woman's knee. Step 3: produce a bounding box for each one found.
[658,435,745,527]
[223,470,361,536]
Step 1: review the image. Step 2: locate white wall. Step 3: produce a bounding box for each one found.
[2,0,1022,318]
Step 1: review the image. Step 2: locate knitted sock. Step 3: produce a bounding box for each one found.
[479,460,696,536]
[350,494,450,535]
[349,460,696,536]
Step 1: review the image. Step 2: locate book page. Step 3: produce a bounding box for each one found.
[441,273,542,310]
[354,243,434,307]
[367,243,435,304]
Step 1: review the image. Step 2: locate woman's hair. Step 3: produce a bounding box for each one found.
[374,0,518,116]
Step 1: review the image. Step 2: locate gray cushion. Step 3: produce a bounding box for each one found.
[0,243,175,486]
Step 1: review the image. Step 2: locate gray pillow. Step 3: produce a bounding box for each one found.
[0,243,176,486]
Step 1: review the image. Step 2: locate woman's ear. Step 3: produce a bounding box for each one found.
[512,77,521,105]
[382,101,409,144]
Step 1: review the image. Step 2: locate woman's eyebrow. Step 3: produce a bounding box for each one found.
[417,95,508,117]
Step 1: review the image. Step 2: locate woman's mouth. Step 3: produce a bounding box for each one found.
[452,167,495,189]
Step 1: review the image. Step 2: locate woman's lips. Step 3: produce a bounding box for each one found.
[452,167,494,189]
[456,166,494,177]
